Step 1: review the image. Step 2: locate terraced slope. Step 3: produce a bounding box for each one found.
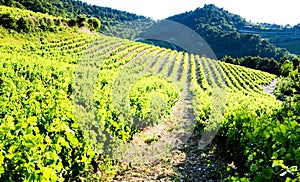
[0,32,281,181]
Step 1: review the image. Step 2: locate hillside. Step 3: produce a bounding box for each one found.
[240,23,300,56]
[167,4,289,60]
[0,5,299,182]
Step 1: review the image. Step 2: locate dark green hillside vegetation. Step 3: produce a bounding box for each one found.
[0,0,146,21]
[167,3,300,59]
[241,23,300,57]
[167,4,288,60]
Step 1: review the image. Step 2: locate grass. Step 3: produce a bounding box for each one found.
[144,135,159,144]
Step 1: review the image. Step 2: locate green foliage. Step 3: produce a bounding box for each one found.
[276,62,300,101]
[0,13,17,29]
[144,135,159,144]
[192,84,211,124]
[0,0,155,39]
[215,94,300,181]
[88,17,101,31]
[67,18,76,27]
[292,57,300,68]
[129,76,179,126]
[0,29,102,180]
[281,60,294,77]
[0,5,102,33]
[76,14,87,26]
[275,77,295,100]
[67,15,101,31]
[16,16,31,32]
[95,45,180,141]
[0,54,94,181]
[0,10,298,181]
[0,6,66,33]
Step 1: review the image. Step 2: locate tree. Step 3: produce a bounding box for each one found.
[290,66,300,92]
[280,60,294,77]
[276,65,300,101]
[0,13,17,30]
[16,17,31,32]
[68,18,76,27]
[3,0,13,6]
[221,55,235,64]
[76,14,87,27]
[87,17,101,31]
[292,57,300,68]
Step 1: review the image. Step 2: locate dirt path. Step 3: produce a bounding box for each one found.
[205,60,220,85]
[125,48,154,66]
[199,58,213,85]
[262,78,278,96]
[167,54,178,77]
[147,51,165,70]
[112,54,196,181]
[176,55,184,81]
[112,54,229,182]
[155,52,170,75]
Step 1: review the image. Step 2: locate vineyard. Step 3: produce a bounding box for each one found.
[0,24,299,181]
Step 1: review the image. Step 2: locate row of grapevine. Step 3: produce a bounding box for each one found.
[1,29,294,181]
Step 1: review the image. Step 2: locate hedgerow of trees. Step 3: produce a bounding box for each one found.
[0,7,101,33]
[0,0,154,33]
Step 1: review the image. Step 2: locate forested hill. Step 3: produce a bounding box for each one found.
[0,0,155,39]
[167,4,289,60]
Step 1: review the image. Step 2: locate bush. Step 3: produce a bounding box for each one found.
[281,60,294,77]
[76,14,87,27]
[16,17,31,32]
[0,13,17,30]
[276,66,300,101]
[68,18,76,27]
[216,101,300,181]
[88,17,101,31]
